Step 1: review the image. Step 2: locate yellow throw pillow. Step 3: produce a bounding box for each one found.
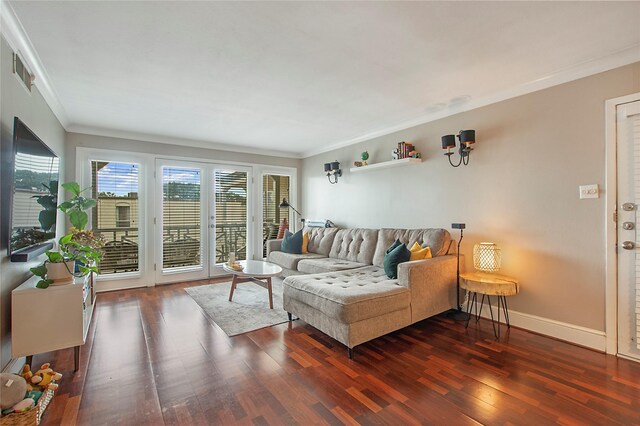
[302,232,309,254]
[409,241,432,261]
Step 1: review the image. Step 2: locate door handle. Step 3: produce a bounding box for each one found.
[621,241,636,250]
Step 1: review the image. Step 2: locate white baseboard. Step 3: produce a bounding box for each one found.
[2,356,25,374]
[470,301,606,351]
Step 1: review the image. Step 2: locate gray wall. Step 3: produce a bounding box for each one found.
[302,62,640,332]
[0,36,66,370]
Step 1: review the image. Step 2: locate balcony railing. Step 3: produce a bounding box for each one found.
[95,227,139,274]
[215,223,246,263]
[95,223,249,274]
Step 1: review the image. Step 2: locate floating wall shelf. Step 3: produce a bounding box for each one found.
[350,157,422,173]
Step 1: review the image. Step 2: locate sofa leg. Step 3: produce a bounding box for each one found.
[348,348,354,359]
[287,312,292,322]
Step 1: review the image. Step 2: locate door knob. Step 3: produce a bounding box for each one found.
[622,241,636,250]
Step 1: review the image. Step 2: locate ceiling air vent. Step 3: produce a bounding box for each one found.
[13,52,34,92]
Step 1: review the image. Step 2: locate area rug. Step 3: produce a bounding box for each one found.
[185,278,293,336]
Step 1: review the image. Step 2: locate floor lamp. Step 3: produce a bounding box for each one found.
[279,198,305,231]
[447,223,469,321]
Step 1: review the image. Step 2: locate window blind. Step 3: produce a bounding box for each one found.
[91,161,139,274]
[162,166,202,270]
[215,170,248,263]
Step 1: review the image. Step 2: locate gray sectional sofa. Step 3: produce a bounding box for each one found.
[266,227,458,358]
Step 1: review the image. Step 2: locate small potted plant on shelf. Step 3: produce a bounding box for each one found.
[30,182,104,289]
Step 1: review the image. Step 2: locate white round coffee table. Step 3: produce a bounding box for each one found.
[223,260,283,309]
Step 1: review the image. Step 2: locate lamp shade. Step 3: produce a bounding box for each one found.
[324,163,332,172]
[279,198,289,208]
[459,129,476,144]
[473,242,501,272]
[442,134,456,149]
[330,161,340,171]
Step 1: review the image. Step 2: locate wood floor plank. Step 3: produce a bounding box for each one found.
[35,279,640,426]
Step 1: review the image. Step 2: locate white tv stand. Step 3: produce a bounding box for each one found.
[11,274,95,371]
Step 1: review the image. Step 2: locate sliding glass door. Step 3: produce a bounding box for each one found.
[156,160,252,283]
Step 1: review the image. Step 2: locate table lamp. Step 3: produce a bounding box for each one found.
[473,242,501,273]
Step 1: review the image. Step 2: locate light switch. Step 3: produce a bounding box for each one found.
[579,184,599,199]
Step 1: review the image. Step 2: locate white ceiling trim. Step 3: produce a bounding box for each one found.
[67,124,302,159]
[0,0,69,127]
[302,43,640,159]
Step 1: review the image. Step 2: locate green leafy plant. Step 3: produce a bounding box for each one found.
[30,182,102,289]
[57,182,96,230]
[30,264,53,289]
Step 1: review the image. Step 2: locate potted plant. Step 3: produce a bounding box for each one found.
[30,182,103,289]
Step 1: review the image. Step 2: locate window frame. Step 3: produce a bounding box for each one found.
[77,148,154,291]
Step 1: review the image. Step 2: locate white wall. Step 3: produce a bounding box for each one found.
[0,35,66,370]
[302,62,640,337]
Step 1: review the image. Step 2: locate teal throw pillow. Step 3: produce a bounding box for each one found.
[386,239,402,254]
[383,243,411,279]
[281,229,303,254]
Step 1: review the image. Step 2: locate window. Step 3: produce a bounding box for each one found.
[91,161,139,274]
[116,205,131,228]
[162,166,202,270]
[215,169,248,263]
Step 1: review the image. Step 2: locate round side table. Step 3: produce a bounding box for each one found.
[460,272,519,339]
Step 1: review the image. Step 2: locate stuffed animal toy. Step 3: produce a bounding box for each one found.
[1,391,42,415]
[21,363,62,391]
[0,373,27,410]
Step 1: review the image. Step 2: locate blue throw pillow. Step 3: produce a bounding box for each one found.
[281,229,303,254]
[383,242,411,279]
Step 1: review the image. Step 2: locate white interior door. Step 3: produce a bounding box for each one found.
[617,99,640,361]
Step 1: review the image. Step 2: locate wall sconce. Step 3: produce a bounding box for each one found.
[324,161,342,184]
[441,130,476,167]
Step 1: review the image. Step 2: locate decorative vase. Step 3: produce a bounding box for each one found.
[46,261,75,285]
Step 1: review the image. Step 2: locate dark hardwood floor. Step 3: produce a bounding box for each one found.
[32,278,640,425]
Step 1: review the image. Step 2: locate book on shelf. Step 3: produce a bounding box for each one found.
[397,141,413,159]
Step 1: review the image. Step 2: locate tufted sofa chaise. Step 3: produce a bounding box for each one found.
[266,227,458,358]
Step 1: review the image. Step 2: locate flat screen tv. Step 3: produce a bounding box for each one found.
[9,117,60,260]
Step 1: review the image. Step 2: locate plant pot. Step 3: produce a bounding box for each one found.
[47,260,75,285]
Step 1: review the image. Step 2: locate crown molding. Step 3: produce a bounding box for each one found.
[302,44,640,158]
[1,0,69,127]
[66,124,303,159]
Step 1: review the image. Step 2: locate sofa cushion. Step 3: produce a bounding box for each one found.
[409,242,432,261]
[282,229,303,254]
[373,229,451,267]
[306,227,339,256]
[384,243,411,279]
[267,251,325,270]
[297,258,368,275]
[283,266,411,323]
[386,239,402,254]
[329,228,379,264]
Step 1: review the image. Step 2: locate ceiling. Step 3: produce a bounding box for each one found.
[6,1,640,157]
